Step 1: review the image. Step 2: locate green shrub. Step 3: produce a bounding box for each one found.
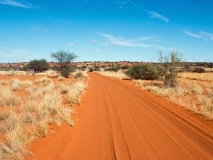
[125,64,160,80]
[121,65,129,70]
[80,66,87,71]
[94,66,100,71]
[60,67,75,78]
[105,66,120,72]
[25,59,50,72]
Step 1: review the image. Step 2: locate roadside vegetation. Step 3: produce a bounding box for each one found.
[0,68,87,159]
[24,59,50,73]
[96,51,213,119]
[0,50,88,160]
[51,50,77,78]
[126,64,160,80]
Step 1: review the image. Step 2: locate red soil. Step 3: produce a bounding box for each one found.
[28,73,213,159]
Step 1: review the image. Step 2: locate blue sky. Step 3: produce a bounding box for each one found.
[0,0,213,62]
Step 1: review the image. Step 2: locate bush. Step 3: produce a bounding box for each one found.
[105,66,120,72]
[89,68,93,72]
[80,66,87,71]
[25,59,50,72]
[94,66,100,71]
[125,64,160,80]
[60,67,75,78]
[121,65,129,70]
[193,67,205,73]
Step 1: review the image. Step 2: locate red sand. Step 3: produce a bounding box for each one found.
[28,73,213,160]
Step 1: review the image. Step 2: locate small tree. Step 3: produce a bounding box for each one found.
[159,51,182,87]
[51,50,77,68]
[51,50,77,77]
[25,59,50,72]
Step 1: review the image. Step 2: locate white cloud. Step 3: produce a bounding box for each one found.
[149,11,169,23]
[97,32,155,47]
[68,43,76,46]
[137,36,159,41]
[90,38,98,43]
[183,30,201,39]
[0,0,40,9]
[97,32,175,52]
[183,30,213,41]
[31,27,40,31]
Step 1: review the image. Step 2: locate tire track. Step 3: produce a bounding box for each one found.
[58,73,213,160]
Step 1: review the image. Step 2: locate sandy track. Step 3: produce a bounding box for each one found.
[56,73,213,160]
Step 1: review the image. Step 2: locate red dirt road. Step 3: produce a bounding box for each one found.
[56,73,213,160]
[28,73,213,159]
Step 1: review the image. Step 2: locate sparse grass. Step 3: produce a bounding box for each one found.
[72,70,89,80]
[68,81,86,105]
[58,107,74,126]
[197,95,213,117]
[58,76,64,81]
[11,79,21,91]
[0,108,32,159]
[0,87,20,106]
[60,84,69,94]
[0,75,87,159]
[191,83,203,95]
[7,70,15,76]
[0,80,11,86]
[98,70,130,80]
[134,76,213,119]
[20,80,33,88]
[34,77,51,85]
[0,110,10,121]
[180,72,213,81]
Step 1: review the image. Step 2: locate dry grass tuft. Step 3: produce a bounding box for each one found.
[58,76,64,81]
[134,77,213,119]
[0,108,33,159]
[0,75,87,159]
[58,107,74,126]
[35,77,51,85]
[72,70,89,80]
[180,72,213,81]
[98,70,130,80]
[60,84,69,94]
[0,87,20,106]
[11,79,21,91]
[67,81,86,105]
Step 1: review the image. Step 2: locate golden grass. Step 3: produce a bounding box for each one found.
[134,77,213,119]
[58,76,64,81]
[11,79,21,91]
[0,71,27,76]
[180,72,213,81]
[0,70,60,77]
[0,108,33,160]
[60,84,69,94]
[97,70,130,80]
[0,76,87,159]
[72,70,89,80]
[68,81,87,105]
[0,87,20,107]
